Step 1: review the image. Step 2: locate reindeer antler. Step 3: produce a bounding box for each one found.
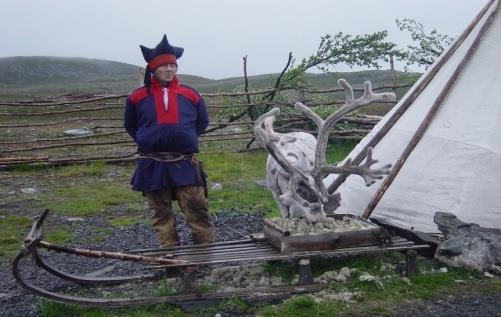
[314,79,395,174]
[297,79,395,205]
[256,79,394,220]
[319,148,391,186]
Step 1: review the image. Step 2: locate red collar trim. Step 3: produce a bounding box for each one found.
[150,76,179,89]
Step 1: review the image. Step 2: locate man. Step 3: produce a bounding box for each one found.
[124,35,213,247]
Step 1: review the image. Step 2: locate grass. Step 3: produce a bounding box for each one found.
[262,260,298,283]
[7,142,501,317]
[38,301,186,317]
[258,272,494,317]
[34,258,501,317]
[156,278,179,296]
[200,150,275,214]
[41,182,143,217]
[45,227,73,244]
[199,140,356,215]
[0,210,72,257]
[57,161,109,178]
[108,216,144,227]
[125,201,146,213]
[260,294,345,317]
[73,227,112,244]
[200,296,250,315]
[257,254,493,317]
[0,212,33,256]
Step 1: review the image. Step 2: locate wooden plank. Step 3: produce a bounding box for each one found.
[149,242,429,268]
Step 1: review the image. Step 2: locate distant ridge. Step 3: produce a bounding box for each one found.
[0,56,415,99]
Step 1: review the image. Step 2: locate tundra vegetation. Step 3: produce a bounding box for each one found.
[1,20,499,316]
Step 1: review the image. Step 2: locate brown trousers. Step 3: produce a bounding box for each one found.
[144,186,213,247]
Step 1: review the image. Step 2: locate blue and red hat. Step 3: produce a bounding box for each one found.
[140,34,184,86]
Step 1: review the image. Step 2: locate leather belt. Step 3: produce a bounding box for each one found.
[138,152,195,163]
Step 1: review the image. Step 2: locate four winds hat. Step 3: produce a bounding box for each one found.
[140,34,184,86]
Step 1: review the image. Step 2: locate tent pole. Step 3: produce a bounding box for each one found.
[327,0,496,195]
[361,0,500,219]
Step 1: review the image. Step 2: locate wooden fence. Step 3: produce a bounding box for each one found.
[0,82,411,168]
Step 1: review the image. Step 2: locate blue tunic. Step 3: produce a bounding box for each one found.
[124,76,209,192]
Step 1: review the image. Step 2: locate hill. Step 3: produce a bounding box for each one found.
[0,56,416,99]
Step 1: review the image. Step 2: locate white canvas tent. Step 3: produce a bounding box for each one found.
[325,0,501,233]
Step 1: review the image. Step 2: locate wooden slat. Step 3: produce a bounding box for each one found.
[142,242,273,257]
[144,236,429,268]
[150,243,429,268]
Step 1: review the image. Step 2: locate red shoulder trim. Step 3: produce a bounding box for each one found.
[177,85,200,105]
[129,87,149,105]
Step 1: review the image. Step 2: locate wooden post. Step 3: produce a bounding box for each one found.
[183,267,198,291]
[138,67,145,87]
[298,258,314,285]
[405,250,418,277]
[298,90,309,132]
[389,55,397,98]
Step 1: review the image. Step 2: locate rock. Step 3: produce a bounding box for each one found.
[436,237,494,272]
[211,183,223,190]
[323,294,337,301]
[20,188,37,194]
[270,276,282,287]
[322,270,338,280]
[254,179,268,188]
[484,271,494,278]
[232,276,241,286]
[359,272,376,282]
[454,279,466,284]
[106,171,118,178]
[490,265,501,275]
[339,267,351,278]
[258,276,269,286]
[270,216,378,236]
[8,191,15,195]
[334,274,347,283]
[335,292,359,303]
[380,263,396,272]
[439,267,448,273]
[0,215,5,220]
[214,313,222,317]
[434,212,501,272]
[401,277,411,285]
[0,292,9,299]
[65,217,85,223]
[359,272,383,288]
[321,291,361,303]
[64,127,93,136]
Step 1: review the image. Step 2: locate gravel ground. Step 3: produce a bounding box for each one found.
[0,210,264,317]
[393,291,501,317]
[1,210,500,317]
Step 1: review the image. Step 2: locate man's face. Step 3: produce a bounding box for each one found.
[153,63,177,85]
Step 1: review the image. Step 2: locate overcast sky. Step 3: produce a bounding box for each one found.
[0,0,488,79]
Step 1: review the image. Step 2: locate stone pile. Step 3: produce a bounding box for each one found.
[270,216,378,236]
